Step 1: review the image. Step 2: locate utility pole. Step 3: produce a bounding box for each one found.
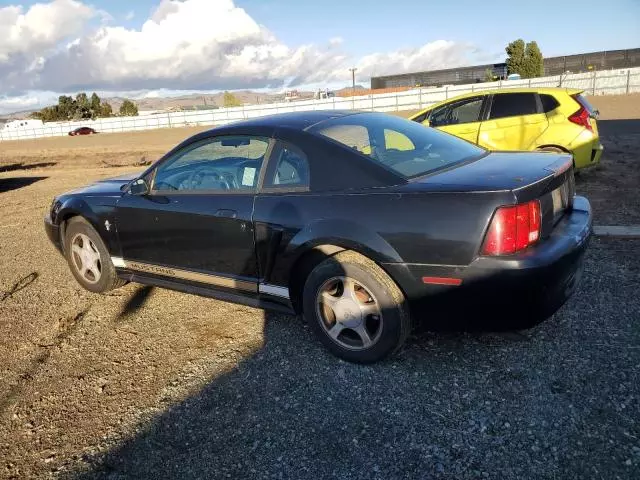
[349,67,357,95]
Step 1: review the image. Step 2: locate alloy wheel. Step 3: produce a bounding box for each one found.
[315,276,383,350]
[70,233,102,284]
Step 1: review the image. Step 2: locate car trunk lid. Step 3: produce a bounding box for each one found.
[406,151,576,238]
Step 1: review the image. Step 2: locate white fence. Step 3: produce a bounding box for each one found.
[2,67,639,142]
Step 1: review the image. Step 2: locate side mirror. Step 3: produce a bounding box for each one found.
[129,178,149,195]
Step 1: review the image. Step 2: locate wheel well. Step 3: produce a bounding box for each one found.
[536,145,575,168]
[536,144,570,153]
[288,245,346,314]
[59,213,80,252]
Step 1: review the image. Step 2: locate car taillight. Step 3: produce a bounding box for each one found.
[481,200,541,256]
[568,95,593,132]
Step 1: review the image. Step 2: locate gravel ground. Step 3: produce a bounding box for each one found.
[576,122,640,225]
[0,96,639,479]
[71,237,640,480]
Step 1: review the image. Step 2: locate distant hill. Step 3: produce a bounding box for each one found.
[2,86,362,120]
[104,89,317,112]
[335,84,367,95]
[0,109,39,121]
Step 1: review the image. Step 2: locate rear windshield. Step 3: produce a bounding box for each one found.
[308,113,486,179]
[575,94,597,115]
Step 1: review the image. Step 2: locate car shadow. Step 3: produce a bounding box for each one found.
[0,176,47,194]
[70,302,544,480]
[114,285,155,323]
[0,162,57,173]
[597,118,640,136]
[70,245,549,480]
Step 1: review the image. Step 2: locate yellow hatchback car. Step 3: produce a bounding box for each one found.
[410,88,603,169]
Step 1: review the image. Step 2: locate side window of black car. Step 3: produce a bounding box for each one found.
[489,93,539,119]
[153,136,269,192]
[264,143,310,190]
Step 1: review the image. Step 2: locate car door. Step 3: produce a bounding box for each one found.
[252,140,311,296]
[478,92,548,151]
[115,134,272,291]
[428,96,485,144]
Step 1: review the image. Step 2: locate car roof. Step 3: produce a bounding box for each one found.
[207,110,362,132]
[148,109,404,193]
[410,87,583,119]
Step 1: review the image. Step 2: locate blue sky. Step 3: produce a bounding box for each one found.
[233,0,640,58]
[50,0,640,59]
[4,0,638,59]
[0,0,638,113]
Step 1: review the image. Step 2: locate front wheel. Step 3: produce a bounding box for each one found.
[302,251,411,363]
[64,217,125,293]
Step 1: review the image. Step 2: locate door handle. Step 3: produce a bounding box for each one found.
[215,209,237,218]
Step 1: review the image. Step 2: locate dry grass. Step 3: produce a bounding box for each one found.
[0,126,210,169]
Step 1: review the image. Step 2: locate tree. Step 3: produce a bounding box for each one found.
[223,91,242,108]
[74,93,91,119]
[90,92,102,119]
[100,102,113,118]
[523,41,544,78]
[58,95,75,120]
[505,39,526,76]
[119,99,139,116]
[32,92,114,122]
[506,39,544,79]
[484,68,496,82]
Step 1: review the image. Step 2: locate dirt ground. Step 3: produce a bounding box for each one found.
[0,94,639,479]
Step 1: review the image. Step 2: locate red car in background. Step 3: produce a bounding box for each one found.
[69,127,98,136]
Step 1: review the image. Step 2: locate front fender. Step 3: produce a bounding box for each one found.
[54,196,120,256]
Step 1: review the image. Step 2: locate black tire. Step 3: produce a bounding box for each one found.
[64,217,125,294]
[538,146,566,154]
[302,251,411,363]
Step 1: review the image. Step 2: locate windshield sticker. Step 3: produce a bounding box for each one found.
[242,167,256,186]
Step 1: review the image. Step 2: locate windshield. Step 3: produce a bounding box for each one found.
[308,112,486,179]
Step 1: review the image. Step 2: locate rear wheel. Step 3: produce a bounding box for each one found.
[302,251,411,363]
[64,217,125,293]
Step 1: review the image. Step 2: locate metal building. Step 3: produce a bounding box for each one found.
[371,48,640,89]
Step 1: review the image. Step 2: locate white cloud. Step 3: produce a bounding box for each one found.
[0,95,40,107]
[0,93,50,114]
[0,0,484,112]
[124,10,135,21]
[357,40,475,79]
[0,0,94,60]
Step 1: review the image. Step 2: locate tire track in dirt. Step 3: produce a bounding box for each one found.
[0,308,89,413]
[0,272,38,302]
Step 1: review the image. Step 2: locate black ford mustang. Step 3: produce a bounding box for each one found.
[44,111,591,363]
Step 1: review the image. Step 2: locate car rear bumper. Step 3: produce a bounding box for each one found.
[384,196,592,330]
[572,135,603,169]
[44,214,64,254]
